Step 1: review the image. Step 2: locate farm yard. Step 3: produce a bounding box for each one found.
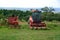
[0,21,60,40]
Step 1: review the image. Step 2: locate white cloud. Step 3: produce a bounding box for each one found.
[0,0,60,8]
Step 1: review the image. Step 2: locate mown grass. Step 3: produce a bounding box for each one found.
[0,21,60,40]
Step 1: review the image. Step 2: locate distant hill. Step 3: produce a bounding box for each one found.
[0,7,60,13]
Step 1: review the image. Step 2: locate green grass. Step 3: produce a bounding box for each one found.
[0,21,60,40]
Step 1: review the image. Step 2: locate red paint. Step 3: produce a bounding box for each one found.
[29,16,46,27]
[8,16,18,25]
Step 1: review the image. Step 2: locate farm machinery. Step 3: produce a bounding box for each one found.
[28,9,46,29]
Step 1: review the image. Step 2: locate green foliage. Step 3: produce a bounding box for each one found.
[41,7,60,21]
[0,9,32,21]
[0,7,60,22]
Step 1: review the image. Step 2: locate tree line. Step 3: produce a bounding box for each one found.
[0,7,60,22]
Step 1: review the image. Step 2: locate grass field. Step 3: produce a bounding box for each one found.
[0,21,60,40]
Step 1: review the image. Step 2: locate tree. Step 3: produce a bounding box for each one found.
[41,7,55,21]
[41,7,55,13]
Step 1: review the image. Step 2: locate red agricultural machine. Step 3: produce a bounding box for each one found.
[28,9,46,29]
[7,15,20,28]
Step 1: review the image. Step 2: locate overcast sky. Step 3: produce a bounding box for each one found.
[0,0,60,8]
